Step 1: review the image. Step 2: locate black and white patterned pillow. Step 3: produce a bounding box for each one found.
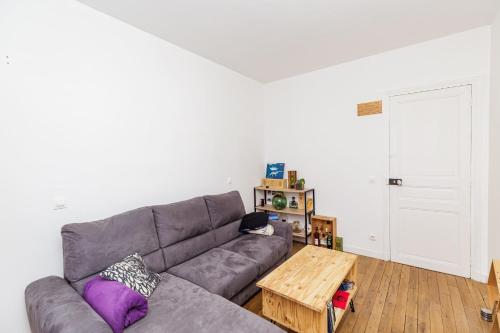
[100,253,160,298]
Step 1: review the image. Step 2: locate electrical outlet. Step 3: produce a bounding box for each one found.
[53,196,67,210]
[369,234,376,241]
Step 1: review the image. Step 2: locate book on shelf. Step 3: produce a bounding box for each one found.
[268,212,280,221]
[327,301,335,333]
[332,290,350,310]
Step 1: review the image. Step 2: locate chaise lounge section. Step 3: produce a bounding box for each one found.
[25,191,291,333]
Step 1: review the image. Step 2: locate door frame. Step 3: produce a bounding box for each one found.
[380,76,490,281]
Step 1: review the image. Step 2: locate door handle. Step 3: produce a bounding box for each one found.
[388,178,403,186]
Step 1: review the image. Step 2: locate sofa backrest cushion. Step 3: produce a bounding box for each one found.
[213,220,242,247]
[162,231,216,268]
[62,207,164,283]
[153,196,217,269]
[153,197,213,247]
[204,191,246,229]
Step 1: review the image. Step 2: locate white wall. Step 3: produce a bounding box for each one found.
[263,27,491,279]
[0,0,262,331]
[490,11,500,262]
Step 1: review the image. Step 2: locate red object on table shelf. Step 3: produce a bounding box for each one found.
[332,290,350,310]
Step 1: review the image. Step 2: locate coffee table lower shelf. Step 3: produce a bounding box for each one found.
[333,285,358,331]
[261,285,358,333]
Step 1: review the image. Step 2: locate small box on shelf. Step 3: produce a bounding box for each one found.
[261,178,288,189]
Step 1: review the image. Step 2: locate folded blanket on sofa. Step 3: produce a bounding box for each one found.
[83,276,148,333]
[247,224,274,236]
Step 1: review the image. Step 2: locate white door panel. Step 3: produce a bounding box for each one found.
[389,86,471,277]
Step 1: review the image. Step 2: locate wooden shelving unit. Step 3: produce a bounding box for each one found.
[254,184,315,244]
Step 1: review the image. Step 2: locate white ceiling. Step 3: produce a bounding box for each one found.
[77,0,500,83]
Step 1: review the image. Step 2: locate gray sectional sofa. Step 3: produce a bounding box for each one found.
[25,191,292,333]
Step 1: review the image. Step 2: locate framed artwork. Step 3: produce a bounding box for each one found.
[266,163,285,179]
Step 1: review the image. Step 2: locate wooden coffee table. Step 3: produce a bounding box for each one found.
[257,245,358,333]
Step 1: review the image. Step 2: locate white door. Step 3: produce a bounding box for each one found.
[389,85,471,277]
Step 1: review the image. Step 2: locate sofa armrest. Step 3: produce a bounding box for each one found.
[269,220,293,257]
[25,276,112,333]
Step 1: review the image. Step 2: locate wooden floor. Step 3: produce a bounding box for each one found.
[244,242,492,333]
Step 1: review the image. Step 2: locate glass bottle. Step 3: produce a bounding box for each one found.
[326,233,333,249]
[314,227,320,246]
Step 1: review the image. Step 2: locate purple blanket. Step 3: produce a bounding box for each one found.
[83,276,148,333]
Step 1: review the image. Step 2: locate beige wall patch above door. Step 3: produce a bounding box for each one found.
[357,100,382,116]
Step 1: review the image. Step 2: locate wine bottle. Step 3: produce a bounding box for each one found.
[326,232,333,249]
[314,227,320,246]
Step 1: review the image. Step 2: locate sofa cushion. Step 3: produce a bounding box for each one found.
[213,220,242,247]
[204,191,246,228]
[153,197,212,247]
[100,253,160,298]
[162,231,216,269]
[126,273,284,333]
[62,207,161,282]
[167,248,258,299]
[218,234,288,275]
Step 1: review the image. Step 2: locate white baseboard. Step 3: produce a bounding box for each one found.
[337,245,488,282]
[343,245,390,261]
[471,268,488,283]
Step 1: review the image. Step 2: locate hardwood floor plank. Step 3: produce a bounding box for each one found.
[404,266,419,333]
[351,260,387,332]
[475,279,490,307]
[391,264,411,333]
[436,272,457,333]
[456,277,475,308]
[426,271,444,333]
[417,269,431,333]
[429,303,444,333]
[365,262,396,332]
[456,276,488,333]
[377,263,403,333]
[467,279,493,333]
[448,275,470,333]
[456,277,483,332]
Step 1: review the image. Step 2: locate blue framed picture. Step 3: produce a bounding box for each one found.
[266,163,285,179]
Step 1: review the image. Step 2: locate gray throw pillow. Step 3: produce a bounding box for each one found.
[100,253,160,298]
